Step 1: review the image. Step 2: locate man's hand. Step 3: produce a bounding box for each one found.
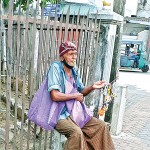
[81,81,105,96]
[73,93,84,102]
[92,81,105,89]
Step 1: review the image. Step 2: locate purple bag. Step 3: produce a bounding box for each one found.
[28,77,53,130]
[66,100,92,128]
[65,79,92,128]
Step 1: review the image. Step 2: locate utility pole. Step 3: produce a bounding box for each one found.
[105,0,126,122]
[111,0,126,79]
[111,0,126,80]
[146,27,150,62]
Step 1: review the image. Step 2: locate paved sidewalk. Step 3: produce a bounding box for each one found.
[112,72,150,150]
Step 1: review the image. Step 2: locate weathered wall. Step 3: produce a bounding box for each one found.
[123,23,146,36]
[137,0,150,18]
[138,30,149,53]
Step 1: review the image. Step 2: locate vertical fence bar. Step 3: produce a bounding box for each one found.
[79,11,90,82]
[36,1,44,91]
[0,1,6,79]
[82,11,90,83]
[18,29,23,77]
[33,0,40,148]
[52,10,57,61]
[33,124,37,149]
[64,6,70,41]
[77,16,84,69]
[54,5,60,60]
[40,22,48,81]
[69,14,75,42]
[5,0,13,149]
[44,13,52,74]
[12,26,16,78]
[92,20,101,81]
[82,19,93,85]
[27,0,39,149]
[38,128,43,150]
[88,12,98,68]
[74,8,80,46]
[44,131,49,150]
[13,2,22,149]
[57,11,64,57]
[78,21,85,79]
[0,0,2,109]
[41,31,46,79]
[0,3,6,150]
[49,6,58,62]
[80,31,86,81]
[19,0,30,149]
[19,30,24,79]
[49,28,55,62]
[36,2,45,149]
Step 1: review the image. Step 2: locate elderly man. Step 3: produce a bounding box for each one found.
[47,41,115,150]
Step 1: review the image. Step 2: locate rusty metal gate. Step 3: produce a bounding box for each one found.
[0,0,103,149]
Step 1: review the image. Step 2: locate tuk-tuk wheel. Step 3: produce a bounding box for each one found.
[141,65,149,72]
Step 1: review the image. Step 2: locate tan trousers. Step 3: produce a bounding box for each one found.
[55,117,115,150]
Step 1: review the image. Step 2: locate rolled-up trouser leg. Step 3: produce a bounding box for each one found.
[55,117,88,150]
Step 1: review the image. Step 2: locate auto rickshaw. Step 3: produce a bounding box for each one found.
[120,39,149,72]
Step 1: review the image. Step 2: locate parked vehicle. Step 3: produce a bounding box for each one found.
[120,39,149,72]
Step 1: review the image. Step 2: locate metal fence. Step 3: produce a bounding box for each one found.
[0,0,103,149]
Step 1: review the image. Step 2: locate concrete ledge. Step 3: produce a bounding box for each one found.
[110,85,128,136]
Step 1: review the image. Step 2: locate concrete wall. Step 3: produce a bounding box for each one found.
[138,30,149,51]
[138,29,149,41]
[138,30,150,61]
[123,23,146,36]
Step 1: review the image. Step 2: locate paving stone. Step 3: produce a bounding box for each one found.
[112,72,150,150]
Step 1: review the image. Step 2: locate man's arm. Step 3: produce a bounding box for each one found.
[81,81,105,96]
[51,80,105,101]
[50,90,83,102]
[81,85,94,96]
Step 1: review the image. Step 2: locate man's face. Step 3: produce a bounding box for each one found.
[62,50,77,67]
